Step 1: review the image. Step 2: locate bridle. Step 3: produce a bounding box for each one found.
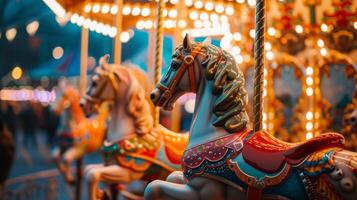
[84,70,120,104]
[157,44,205,100]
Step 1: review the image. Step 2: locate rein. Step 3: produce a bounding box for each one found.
[84,71,121,104]
[158,44,204,99]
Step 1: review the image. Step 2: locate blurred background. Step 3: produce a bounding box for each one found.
[0,0,356,199]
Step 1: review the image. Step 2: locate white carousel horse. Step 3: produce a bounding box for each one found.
[80,56,188,200]
[53,84,108,184]
[145,34,357,200]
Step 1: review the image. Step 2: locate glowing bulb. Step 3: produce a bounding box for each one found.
[52,46,64,59]
[136,20,145,30]
[306,87,313,96]
[92,4,100,13]
[110,5,118,14]
[185,0,193,6]
[236,55,243,64]
[354,21,357,29]
[320,48,327,56]
[266,51,274,60]
[268,27,276,36]
[321,23,328,32]
[306,67,313,75]
[247,0,256,7]
[83,19,91,28]
[6,28,17,42]
[178,20,187,28]
[141,7,150,16]
[233,32,242,41]
[200,12,209,21]
[120,32,130,43]
[249,29,255,38]
[26,21,39,36]
[306,112,313,120]
[11,66,23,80]
[317,39,324,47]
[215,4,224,13]
[77,16,84,26]
[189,12,198,20]
[295,25,303,34]
[225,6,234,16]
[306,122,313,131]
[168,9,177,18]
[194,20,203,28]
[232,46,241,55]
[170,0,179,4]
[194,1,203,9]
[306,77,313,86]
[210,13,219,21]
[306,132,313,140]
[84,5,91,13]
[101,5,110,14]
[132,7,141,16]
[70,13,79,23]
[109,27,117,38]
[204,2,214,11]
[265,42,272,51]
[184,99,195,113]
[145,20,153,29]
[237,0,245,3]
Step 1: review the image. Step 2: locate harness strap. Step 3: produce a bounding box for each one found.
[159,44,204,94]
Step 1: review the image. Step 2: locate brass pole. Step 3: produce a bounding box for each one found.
[153,0,165,127]
[79,27,88,95]
[253,0,266,133]
[114,0,123,64]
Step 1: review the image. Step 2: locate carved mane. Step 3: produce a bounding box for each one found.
[198,43,249,133]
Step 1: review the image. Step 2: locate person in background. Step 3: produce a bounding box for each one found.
[0,110,16,188]
[43,104,60,148]
[20,102,38,148]
[4,102,18,143]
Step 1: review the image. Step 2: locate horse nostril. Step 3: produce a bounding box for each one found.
[150,92,156,100]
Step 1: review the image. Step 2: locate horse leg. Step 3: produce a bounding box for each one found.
[166,171,186,184]
[144,177,229,200]
[62,146,86,184]
[85,164,143,200]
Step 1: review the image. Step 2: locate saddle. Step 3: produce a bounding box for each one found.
[242,131,345,173]
[160,126,189,165]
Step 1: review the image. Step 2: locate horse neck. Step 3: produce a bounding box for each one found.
[70,100,84,123]
[106,99,136,143]
[188,75,229,149]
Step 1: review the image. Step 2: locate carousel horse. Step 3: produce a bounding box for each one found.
[81,55,188,200]
[53,84,109,184]
[145,35,357,200]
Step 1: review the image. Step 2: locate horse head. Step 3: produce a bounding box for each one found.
[82,55,154,135]
[151,34,248,133]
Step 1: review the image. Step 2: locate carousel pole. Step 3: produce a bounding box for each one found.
[76,26,88,200]
[253,0,266,133]
[110,1,123,199]
[113,0,123,64]
[247,0,266,199]
[153,0,165,127]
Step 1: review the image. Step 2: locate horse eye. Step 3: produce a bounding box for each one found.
[171,59,181,69]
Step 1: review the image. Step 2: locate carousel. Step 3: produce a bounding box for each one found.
[0,0,356,200]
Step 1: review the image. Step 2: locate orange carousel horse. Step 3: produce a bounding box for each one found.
[53,81,109,184]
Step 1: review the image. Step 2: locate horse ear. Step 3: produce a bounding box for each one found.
[202,37,212,45]
[99,54,110,67]
[183,33,192,51]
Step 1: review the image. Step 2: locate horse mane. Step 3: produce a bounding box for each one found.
[200,43,249,133]
[100,58,154,134]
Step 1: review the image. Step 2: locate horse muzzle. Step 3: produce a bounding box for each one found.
[150,87,174,110]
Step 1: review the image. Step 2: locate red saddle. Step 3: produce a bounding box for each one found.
[242,131,345,173]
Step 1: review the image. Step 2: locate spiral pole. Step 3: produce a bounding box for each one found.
[154,0,165,127]
[253,0,266,133]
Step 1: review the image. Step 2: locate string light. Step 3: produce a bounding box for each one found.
[317,39,324,47]
[11,66,23,80]
[306,112,313,120]
[268,27,276,36]
[225,6,234,16]
[92,4,100,13]
[295,25,303,34]
[237,0,245,3]
[264,42,272,51]
[306,77,313,85]
[184,0,193,6]
[120,32,130,43]
[110,5,118,14]
[247,0,256,7]
[306,132,313,140]
[215,4,224,13]
[6,28,17,42]
[306,87,313,96]
[194,1,203,9]
[101,5,110,14]
[84,5,91,13]
[26,21,39,36]
[200,12,209,21]
[266,51,274,60]
[178,20,187,28]
[189,12,198,20]
[233,32,242,41]
[168,9,177,18]
[320,48,327,56]
[132,7,141,16]
[320,23,328,32]
[52,46,64,59]
[306,122,313,131]
[141,7,150,16]
[204,2,214,11]
[249,29,255,38]
[306,67,313,75]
